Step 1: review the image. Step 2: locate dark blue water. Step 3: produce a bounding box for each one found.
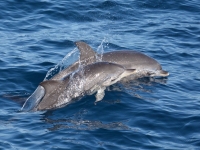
[1,0,200,149]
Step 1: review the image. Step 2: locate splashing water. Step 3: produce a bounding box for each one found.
[44,39,109,81]
[96,38,108,62]
[44,48,79,81]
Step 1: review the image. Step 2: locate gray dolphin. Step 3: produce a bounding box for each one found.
[26,62,136,111]
[52,41,169,80]
[21,41,169,111]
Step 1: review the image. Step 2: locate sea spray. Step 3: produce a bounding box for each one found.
[96,38,109,62]
[44,48,79,81]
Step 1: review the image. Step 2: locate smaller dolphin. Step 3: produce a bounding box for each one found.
[51,41,169,80]
[23,62,136,111]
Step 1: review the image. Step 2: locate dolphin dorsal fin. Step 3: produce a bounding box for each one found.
[75,41,97,65]
[40,80,62,94]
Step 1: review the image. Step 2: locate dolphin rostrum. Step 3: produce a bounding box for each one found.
[51,41,169,80]
[22,62,136,111]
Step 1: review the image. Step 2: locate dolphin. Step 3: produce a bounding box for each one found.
[22,62,136,111]
[21,41,169,111]
[51,41,169,80]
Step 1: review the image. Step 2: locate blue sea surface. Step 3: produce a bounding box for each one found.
[1,0,200,149]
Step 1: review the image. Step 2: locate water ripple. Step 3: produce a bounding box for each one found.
[0,0,200,149]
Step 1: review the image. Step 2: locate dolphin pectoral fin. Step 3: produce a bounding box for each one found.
[40,80,63,95]
[95,87,106,104]
[75,41,97,65]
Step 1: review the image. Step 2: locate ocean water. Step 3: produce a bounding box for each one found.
[0,0,200,149]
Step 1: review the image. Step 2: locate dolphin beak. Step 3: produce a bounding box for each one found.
[21,85,45,111]
[149,69,169,77]
[159,70,169,77]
